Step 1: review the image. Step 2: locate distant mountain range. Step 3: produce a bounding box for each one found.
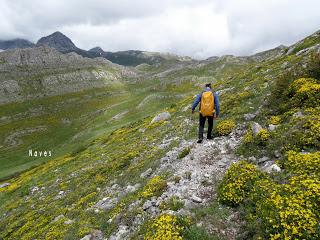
[0,32,192,66]
[0,39,35,49]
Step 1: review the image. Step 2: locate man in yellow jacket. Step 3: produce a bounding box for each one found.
[192,83,220,143]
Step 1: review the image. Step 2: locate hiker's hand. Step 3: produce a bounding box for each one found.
[214,114,219,119]
[191,109,195,114]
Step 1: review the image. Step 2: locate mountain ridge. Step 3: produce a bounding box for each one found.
[0,38,35,50]
[1,29,319,105]
[0,46,133,104]
[4,30,319,66]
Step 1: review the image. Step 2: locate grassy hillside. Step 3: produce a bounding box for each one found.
[0,31,319,239]
[0,74,194,180]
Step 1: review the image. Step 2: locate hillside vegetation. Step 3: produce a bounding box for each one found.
[0,30,319,239]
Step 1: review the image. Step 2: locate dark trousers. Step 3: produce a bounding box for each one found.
[198,114,213,139]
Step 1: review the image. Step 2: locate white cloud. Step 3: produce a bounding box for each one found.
[64,3,229,59]
[0,0,319,59]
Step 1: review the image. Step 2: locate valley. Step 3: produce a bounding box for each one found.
[0,30,319,239]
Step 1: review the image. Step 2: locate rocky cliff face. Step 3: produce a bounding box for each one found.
[0,46,134,104]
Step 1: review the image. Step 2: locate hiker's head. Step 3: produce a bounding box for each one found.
[205,83,212,89]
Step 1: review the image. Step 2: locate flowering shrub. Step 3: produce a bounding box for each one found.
[287,78,320,107]
[243,130,254,144]
[216,120,236,136]
[218,161,265,206]
[288,78,317,94]
[247,178,277,204]
[256,129,270,143]
[221,152,320,239]
[284,151,320,175]
[268,116,281,125]
[141,176,167,199]
[253,175,320,240]
[301,108,320,147]
[222,77,320,239]
[144,214,183,240]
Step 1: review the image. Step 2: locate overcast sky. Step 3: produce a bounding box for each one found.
[1,0,320,59]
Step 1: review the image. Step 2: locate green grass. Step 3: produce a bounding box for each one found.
[183,225,220,240]
[0,68,200,180]
[0,92,198,239]
[0,32,319,239]
[178,147,191,159]
[291,35,320,54]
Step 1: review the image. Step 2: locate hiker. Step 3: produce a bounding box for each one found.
[192,83,220,143]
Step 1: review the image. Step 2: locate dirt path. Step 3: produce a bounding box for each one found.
[108,124,245,240]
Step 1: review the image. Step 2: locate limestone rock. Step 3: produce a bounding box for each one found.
[151,112,171,124]
[109,225,129,240]
[191,195,203,203]
[257,156,270,164]
[140,168,153,178]
[125,184,140,193]
[53,215,65,223]
[94,197,117,211]
[80,235,91,240]
[79,230,103,240]
[274,150,281,158]
[64,219,74,225]
[264,164,281,173]
[268,124,278,131]
[244,113,256,121]
[293,111,303,117]
[142,200,153,210]
[30,186,39,194]
[251,122,263,136]
[281,61,289,69]
[0,183,10,189]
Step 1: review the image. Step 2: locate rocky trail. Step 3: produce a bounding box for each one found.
[107,124,246,240]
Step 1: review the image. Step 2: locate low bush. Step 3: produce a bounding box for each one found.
[268,116,281,125]
[283,150,320,175]
[243,130,254,144]
[256,129,271,144]
[144,214,183,240]
[219,162,320,239]
[216,120,236,136]
[140,176,167,199]
[287,78,320,108]
[218,161,265,206]
[252,175,320,240]
[178,147,191,159]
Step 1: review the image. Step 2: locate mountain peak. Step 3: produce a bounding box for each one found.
[89,46,104,54]
[36,31,77,53]
[51,31,65,36]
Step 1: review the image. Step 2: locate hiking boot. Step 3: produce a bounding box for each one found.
[197,139,203,143]
[207,136,213,140]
